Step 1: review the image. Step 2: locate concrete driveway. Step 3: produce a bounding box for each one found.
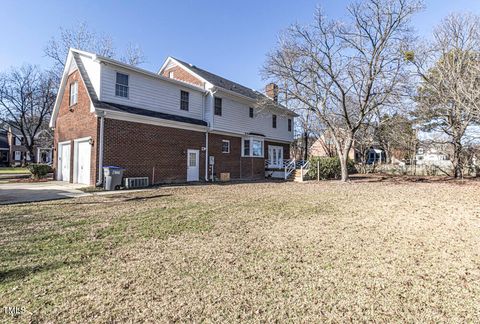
[0,181,89,205]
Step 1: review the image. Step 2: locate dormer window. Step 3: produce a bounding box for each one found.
[69,81,78,106]
[115,72,129,98]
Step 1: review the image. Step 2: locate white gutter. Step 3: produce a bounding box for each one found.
[96,111,105,187]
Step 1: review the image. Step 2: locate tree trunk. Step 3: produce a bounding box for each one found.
[339,154,349,181]
[339,137,353,182]
[452,140,463,179]
[303,131,309,161]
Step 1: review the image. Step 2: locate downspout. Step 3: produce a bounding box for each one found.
[204,87,218,182]
[96,111,105,187]
[203,89,209,182]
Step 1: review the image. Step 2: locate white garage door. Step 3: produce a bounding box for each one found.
[58,142,71,182]
[76,140,91,185]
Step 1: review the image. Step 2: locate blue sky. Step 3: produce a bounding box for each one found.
[1,0,479,91]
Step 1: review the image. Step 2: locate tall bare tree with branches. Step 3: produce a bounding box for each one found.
[0,65,56,164]
[263,0,422,181]
[409,13,480,178]
[45,22,146,84]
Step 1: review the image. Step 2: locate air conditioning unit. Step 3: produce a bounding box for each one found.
[124,177,149,189]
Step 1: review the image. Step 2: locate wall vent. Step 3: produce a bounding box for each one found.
[124,177,149,189]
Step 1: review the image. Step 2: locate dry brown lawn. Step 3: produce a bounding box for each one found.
[1,178,480,322]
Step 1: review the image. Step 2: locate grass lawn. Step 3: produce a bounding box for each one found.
[1,178,480,322]
[0,167,29,174]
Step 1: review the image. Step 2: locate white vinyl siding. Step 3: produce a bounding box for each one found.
[79,54,101,97]
[211,92,293,142]
[100,64,204,120]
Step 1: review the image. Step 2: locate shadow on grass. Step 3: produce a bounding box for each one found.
[37,194,173,206]
[0,260,83,284]
[350,174,479,184]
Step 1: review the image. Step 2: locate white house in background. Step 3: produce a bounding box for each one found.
[415,145,453,169]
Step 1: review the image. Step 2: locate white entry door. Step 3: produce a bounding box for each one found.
[187,149,199,182]
[58,143,71,182]
[268,145,284,168]
[76,140,91,185]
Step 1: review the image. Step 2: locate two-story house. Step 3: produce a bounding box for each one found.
[50,49,296,186]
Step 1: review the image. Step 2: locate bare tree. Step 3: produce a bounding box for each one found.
[0,65,56,164]
[409,13,480,178]
[264,0,422,181]
[45,22,146,83]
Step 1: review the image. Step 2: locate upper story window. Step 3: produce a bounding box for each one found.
[169,71,174,78]
[14,137,22,146]
[288,118,292,132]
[249,107,254,118]
[214,97,222,116]
[69,81,78,106]
[115,72,129,98]
[272,114,277,128]
[180,90,189,111]
[222,140,230,153]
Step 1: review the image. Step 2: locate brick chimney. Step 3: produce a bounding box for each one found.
[265,83,278,103]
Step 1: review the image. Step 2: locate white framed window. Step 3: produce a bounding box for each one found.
[69,81,78,106]
[15,137,22,146]
[169,71,174,78]
[180,90,189,111]
[221,140,230,153]
[14,151,21,160]
[241,136,264,157]
[115,72,129,98]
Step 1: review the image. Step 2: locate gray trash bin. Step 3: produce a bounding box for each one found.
[103,166,125,190]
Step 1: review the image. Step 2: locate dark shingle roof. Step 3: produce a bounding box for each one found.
[73,52,207,127]
[172,57,266,101]
[95,101,207,126]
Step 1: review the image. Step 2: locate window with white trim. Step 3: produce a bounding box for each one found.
[69,81,78,106]
[214,97,222,116]
[242,137,264,157]
[14,151,21,160]
[180,90,189,111]
[15,137,21,146]
[221,140,230,153]
[115,72,129,98]
[169,71,174,78]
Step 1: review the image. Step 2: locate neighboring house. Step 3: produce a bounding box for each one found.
[415,145,452,169]
[50,49,296,186]
[309,134,358,161]
[0,130,9,166]
[1,127,53,166]
[310,134,387,164]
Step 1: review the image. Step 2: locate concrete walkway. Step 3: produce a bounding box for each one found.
[0,181,90,205]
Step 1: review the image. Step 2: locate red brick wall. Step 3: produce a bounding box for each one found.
[207,135,290,180]
[162,65,204,87]
[53,70,98,185]
[103,119,206,184]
